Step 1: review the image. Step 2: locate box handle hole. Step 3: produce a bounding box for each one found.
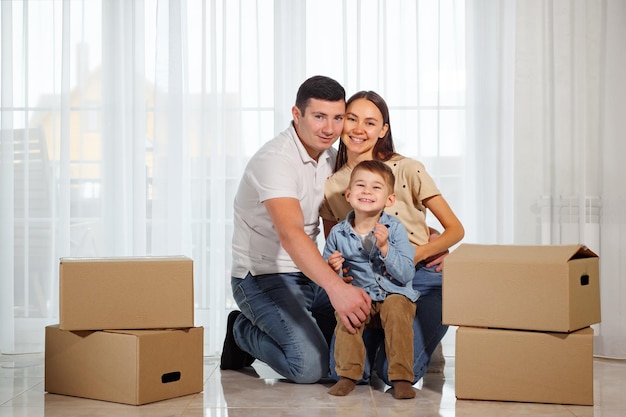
[580,274,590,286]
[162,371,181,384]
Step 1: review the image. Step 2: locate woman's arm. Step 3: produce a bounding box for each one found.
[414,194,464,266]
[424,231,449,272]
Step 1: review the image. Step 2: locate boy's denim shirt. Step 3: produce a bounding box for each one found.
[323,211,419,302]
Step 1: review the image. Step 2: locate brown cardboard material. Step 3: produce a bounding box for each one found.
[45,325,204,405]
[455,326,594,405]
[442,244,600,332]
[59,256,194,330]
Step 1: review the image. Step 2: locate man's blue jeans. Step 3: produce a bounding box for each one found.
[231,272,335,384]
[329,262,448,385]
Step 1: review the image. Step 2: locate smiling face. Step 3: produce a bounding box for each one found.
[346,167,395,216]
[341,98,389,162]
[292,98,345,160]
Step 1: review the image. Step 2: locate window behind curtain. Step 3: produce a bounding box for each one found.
[0,0,465,355]
[306,0,466,234]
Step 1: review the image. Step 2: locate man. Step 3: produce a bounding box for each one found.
[220,75,371,384]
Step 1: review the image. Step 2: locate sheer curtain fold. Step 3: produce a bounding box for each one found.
[465,0,516,244]
[1,1,16,353]
[102,0,134,255]
[152,0,191,256]
[596,0,626,359]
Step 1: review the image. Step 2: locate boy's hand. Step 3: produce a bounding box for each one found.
[327,250,345,274]
[328,251,354,283]
[373,223,389,256]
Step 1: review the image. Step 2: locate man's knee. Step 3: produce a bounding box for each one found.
[288,359,329,384]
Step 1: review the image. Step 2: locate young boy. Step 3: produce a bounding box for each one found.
[324,160,418,399]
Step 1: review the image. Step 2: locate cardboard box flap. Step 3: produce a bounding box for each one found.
[60,255,191,263]
[448,244,597,264]
[103,328,194,337]
[571,246,598,259]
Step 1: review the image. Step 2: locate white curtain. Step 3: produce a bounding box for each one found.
[0,0,298,354]
[1,0,624,359]
[468,0,626,358]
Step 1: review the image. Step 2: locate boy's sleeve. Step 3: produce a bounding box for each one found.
[322,229,338,260]
[381,222,416,284]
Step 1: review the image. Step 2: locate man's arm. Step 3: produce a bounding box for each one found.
[264,197,371,333]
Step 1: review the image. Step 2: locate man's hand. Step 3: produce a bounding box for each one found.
[326,280,371,334]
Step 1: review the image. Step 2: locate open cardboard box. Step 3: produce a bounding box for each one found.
[443,244,600,332]
[45,325,204,405]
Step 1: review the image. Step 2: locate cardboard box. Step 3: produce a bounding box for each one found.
[59,256,194,330]
[443,244,600,332]
[45,325,204,405]
[455,326,594,405]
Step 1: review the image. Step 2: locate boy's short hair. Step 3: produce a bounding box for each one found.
[349,160,395,191]
[295,75,346,114]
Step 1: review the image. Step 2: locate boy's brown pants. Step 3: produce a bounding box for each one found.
[333,294,416,382]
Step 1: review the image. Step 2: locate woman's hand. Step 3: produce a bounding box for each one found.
[424,230,449,272]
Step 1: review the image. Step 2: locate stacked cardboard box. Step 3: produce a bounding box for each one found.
[45,256,204,405]
[443,244,600,406]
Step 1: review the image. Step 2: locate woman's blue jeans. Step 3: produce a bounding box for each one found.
[329,262,448,385]
[231,272,335,384]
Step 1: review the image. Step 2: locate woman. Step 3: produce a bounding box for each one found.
[320,90,464,387]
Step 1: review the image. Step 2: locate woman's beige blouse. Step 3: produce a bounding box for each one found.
[321,155,440,247]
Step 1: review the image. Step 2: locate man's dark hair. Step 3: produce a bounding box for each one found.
[295,75,346,114]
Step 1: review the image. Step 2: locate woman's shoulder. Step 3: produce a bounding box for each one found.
[326,164,352,185]
[380,211,404,226]
[385,154,426,172]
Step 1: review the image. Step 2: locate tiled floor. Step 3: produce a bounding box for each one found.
[1,352,625,416]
